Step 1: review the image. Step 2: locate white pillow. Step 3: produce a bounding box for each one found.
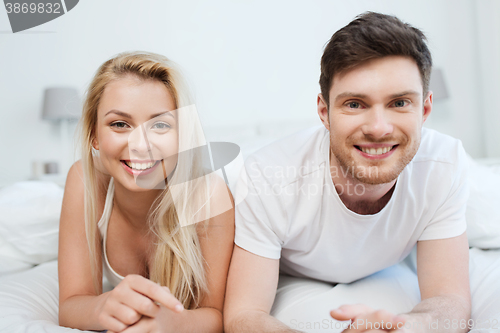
[466,157,500,249]
[0,181,63,264]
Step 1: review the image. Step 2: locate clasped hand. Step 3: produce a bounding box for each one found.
[98,274,184,333]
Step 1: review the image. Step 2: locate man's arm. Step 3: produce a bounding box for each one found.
[330,233,470,332]
[224,245,302,333]
[401,232,471,332]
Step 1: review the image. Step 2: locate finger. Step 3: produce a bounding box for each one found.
[363,310,405,331]
[121,316,154,333]
[330,303,374,320]
[97,312,128,333]
[347,310,406,332]
[114,283,161,318]
[125,275,184,313]
[110,302,143,326]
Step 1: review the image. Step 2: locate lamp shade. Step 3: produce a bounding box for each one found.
[41,87,81,120]
[429,68,449,101]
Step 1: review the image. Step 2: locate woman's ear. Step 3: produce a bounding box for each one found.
[92,137,99,150]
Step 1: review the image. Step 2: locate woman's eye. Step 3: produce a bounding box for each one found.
[110,121,129,129]
[393,100,408,107]
[152,122,171,130]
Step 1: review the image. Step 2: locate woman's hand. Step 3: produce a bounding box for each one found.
[107,314,166,333]
[97,274,184,332]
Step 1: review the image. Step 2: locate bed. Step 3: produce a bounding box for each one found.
[0,133,499,332]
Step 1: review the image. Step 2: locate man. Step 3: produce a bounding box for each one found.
[224,12,471,333]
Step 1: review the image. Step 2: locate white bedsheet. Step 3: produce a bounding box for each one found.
[0,256,33,277]
[0,260,110,333]
[0,158,498,332]
[272,248,500,333]
[0,249,499,332]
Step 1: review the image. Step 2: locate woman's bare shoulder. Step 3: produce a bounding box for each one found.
[210,173,234,211]
[65,160,111,210]
[196,173,234,231]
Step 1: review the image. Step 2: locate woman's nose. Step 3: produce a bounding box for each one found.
[361,107,394,139]
[128,125,152,155]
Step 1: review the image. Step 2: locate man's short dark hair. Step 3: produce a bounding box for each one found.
[319,12,433,107]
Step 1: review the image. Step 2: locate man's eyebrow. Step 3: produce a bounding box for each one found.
[334,92,368,103]
[104,110,175,120]
[333,90,420,103]
[388,90,420,99]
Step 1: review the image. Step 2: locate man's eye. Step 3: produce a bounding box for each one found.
[346,101,362,109]
[394,100,408,107]
[110,121,129,129]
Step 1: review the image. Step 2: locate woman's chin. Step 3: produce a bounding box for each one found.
[134,176,168,190]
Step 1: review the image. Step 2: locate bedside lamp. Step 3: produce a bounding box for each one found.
[429,68,449,102]
[41,87,81,181]
[42,87,81,121]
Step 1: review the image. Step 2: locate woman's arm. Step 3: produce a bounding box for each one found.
[58,160,108,330]
[162,175,235,333]
[109,175,236,333]
[59,161,184,332]
[60,163,234,332]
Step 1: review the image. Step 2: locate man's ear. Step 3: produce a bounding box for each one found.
[317,93,330,130]
[422,91,433,124]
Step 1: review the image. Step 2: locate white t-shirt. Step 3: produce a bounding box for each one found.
[234,126,468,284]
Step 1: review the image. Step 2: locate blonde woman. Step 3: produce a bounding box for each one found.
[58,52,234,333]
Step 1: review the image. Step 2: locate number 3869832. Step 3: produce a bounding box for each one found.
[5,3,62,14]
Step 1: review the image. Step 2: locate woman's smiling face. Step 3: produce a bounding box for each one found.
[93,75,179,191]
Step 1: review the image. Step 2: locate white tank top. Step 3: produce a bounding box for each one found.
[97,178,125,288]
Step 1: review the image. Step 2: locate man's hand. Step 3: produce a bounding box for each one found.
[330,304,407,332]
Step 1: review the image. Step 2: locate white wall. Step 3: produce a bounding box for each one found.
[475,0,500,158]
[0,0,499,186]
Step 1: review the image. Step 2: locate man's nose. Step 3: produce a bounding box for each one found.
[361,106,394,139]
[128,125,152,154]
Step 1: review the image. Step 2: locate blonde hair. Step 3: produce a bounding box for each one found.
[80,51,210,308]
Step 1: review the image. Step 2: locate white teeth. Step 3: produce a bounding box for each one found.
[360,146,393,155]
[124,161,156,170]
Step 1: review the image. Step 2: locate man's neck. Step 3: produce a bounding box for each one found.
[330,154,397,215]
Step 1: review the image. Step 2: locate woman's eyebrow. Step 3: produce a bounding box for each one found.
[104,110,175,119]
[105,109,131,118]
[149,111,175,119]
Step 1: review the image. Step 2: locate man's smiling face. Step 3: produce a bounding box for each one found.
[318,55,433,185]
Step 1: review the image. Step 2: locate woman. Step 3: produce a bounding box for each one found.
[58,52,234,333]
